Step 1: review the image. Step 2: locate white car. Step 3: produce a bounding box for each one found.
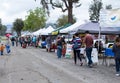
[105,42,114,48]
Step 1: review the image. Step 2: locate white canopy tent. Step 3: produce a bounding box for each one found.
[40,26,55,35]
[32,28,45,36]
[60,20,85,34]
[21,31,32,37]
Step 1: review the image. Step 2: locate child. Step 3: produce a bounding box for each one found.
[6,44,11,54]
[0,44,5,55]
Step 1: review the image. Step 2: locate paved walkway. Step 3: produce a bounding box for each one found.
[0,44,120,83]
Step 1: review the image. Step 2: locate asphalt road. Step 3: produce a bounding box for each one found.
[0,44,120,83]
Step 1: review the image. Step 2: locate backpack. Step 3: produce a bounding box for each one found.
[73,42,79,49]
[73,37,81,50]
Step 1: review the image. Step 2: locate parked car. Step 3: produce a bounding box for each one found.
[105,42,114,48]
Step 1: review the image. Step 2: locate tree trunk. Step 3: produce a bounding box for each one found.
[68,1,73,24]
[17,31,21,37]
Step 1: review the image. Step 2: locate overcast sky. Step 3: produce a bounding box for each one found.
[0,0,120,25]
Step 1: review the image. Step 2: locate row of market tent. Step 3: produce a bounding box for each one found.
[22,20,120,36]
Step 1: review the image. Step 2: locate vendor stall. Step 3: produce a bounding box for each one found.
[65,44,73,58]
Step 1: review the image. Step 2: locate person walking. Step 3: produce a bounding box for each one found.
[112,37,120,76]
[32,36,37,47]
[56,36,62,59]
[5,43,11,54]
[72,33,83,66]
[46,36,52,52]
[27,36,31,46]
[11,37,15,46]
[83,31,94,68]
[61,36,66,57]
[5,37,11,55]
[15,37,19,46]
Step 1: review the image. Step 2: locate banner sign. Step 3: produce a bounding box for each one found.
[100,8,120,27]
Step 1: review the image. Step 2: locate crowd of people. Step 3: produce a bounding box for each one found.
[10,35,41,48]
[0,30,120,77]
[52,31,95,68]
[55,31,120,76]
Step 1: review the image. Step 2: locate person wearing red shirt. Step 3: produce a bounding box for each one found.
[83,31,94,68]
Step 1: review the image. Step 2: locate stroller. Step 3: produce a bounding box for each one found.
[22,42,27,48]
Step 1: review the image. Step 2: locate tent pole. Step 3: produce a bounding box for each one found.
[98,26,101,55]
[98,26,101,39]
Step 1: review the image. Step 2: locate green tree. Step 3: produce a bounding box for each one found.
[24,7,46,31]
[35,0,81,24]
[0,25,7,36]
[89,0,103,22]
[57,15,76,27]
[13,18,24,37]
[0,19,7,36]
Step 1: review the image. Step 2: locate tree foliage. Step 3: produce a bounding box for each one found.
[35,0,81,24]
[57,15,76,27]
[0,19,7,36]
[89,0,103,22]
[106,5,112,9]
[24,7,47,31]
[0,19,2,30]
[0,25,7,36]
[13,18,24,37]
